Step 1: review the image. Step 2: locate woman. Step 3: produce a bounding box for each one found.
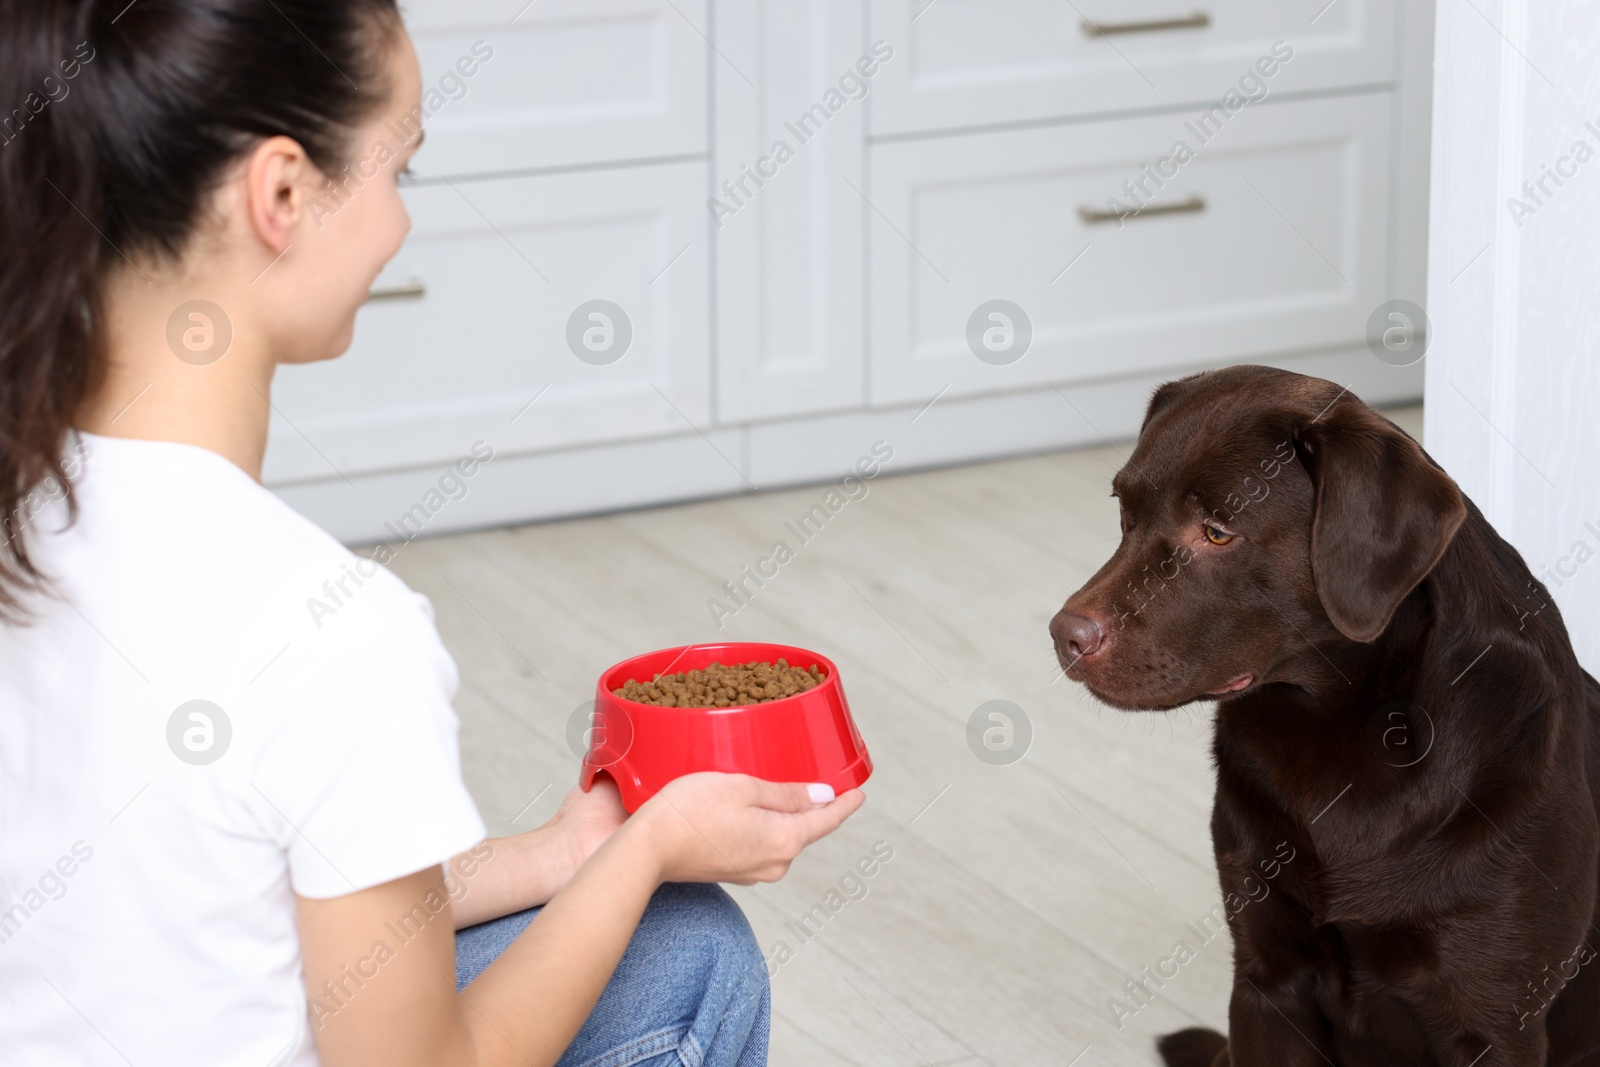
[0,3,864,1065]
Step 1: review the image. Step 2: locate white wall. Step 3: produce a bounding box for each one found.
[1426,0,1600,671]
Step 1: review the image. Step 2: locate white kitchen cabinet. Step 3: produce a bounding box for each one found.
[266,0,1436,543]
[868,93,1393,405]
[869,0,1399,138]
[266,162,709,484]
[403,0,708,178]
[712,0,869,422]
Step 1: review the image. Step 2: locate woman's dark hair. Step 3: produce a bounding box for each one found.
[0,0,400,618]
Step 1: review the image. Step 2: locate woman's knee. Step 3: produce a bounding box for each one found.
[636,883,767,996]
[563,884,768,1067]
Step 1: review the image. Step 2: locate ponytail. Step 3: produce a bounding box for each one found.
[0,0,399,619]
[0,3,100,618]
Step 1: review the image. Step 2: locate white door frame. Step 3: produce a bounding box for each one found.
[1425,0,1600,670]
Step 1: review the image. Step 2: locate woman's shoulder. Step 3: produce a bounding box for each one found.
[56,432,447,683]
[71,432,360,568]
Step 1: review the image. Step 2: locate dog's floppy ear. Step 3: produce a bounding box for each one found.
[1298,402,1467,643]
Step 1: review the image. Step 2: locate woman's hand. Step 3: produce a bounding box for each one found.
[450,773,861,928]
[550,778,630,879]
[624,773,865,885]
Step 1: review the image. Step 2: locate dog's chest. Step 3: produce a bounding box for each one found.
[1214,708,1452,925]
[1229,840,1448,1061]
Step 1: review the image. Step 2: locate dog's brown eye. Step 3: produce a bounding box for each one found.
[1203,525,1234,546]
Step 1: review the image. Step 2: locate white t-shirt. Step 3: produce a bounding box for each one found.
[0,433,486,1066]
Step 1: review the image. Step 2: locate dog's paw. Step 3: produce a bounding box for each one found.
[1156,1027,1228,1067]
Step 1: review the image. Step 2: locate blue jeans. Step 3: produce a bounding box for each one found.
[455,883,770,1067]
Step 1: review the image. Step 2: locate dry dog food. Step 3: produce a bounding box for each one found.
[614,659,825,707]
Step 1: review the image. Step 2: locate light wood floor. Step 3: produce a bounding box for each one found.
[386,405,1424,1067]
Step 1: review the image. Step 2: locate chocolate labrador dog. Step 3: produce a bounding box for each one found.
[1051,366,1600,1066]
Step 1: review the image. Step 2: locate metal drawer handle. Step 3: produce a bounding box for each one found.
[1079,195,1207,226]
[1081,10,1210,37]
[365,280,427,303]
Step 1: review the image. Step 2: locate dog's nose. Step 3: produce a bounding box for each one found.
[1051,610,1106,661]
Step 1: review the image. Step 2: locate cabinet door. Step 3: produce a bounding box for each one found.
[868,93,1393,406]
[713,0,868,423]
[264,163,709,484]
[402,0,707,178]
[869,0,1398,137]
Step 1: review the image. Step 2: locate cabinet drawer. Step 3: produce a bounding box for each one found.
[401,0,707,178]
[264,162,708,484]
[870,0,1398,137]
[868,93,1393,406]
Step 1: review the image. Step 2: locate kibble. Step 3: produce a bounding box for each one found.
[614,658,825,708]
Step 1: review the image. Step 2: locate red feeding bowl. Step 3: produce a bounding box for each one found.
[579,642,872,813]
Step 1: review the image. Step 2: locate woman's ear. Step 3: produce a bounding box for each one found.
[1300,404,1467,643]
[242,134,313,255]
